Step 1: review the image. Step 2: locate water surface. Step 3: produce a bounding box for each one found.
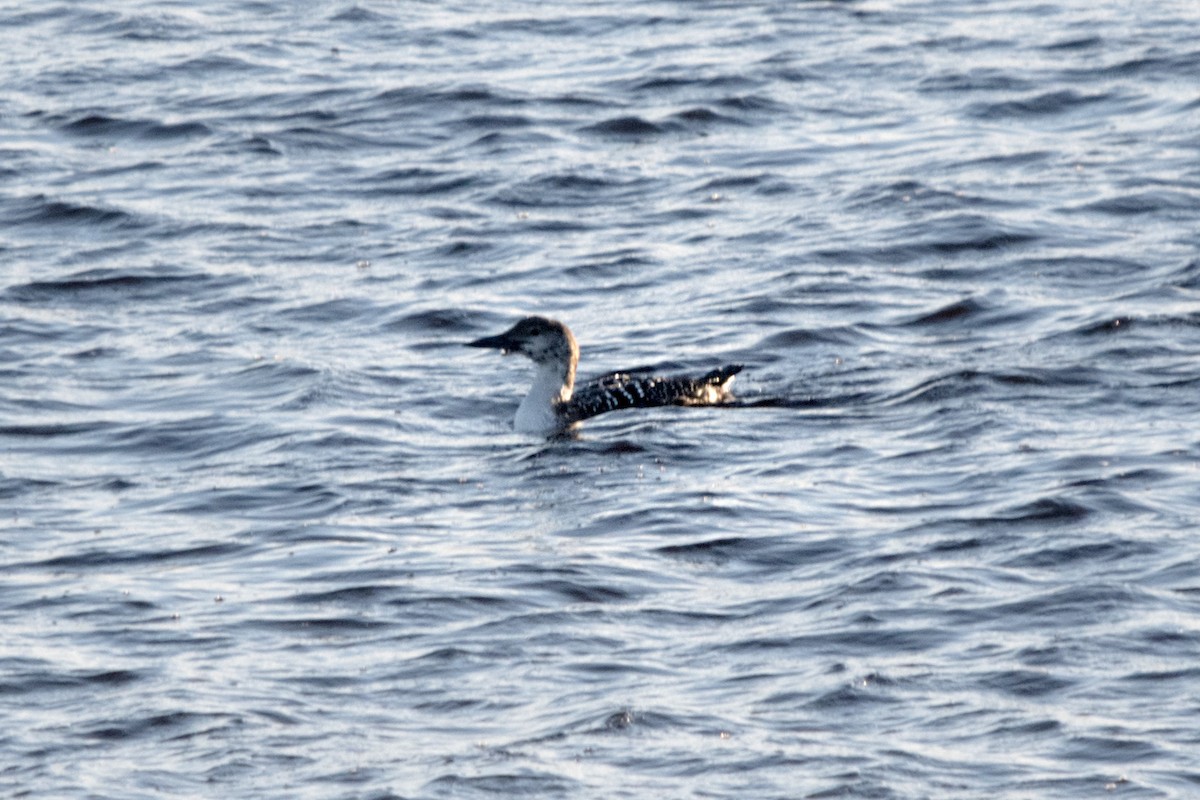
[2,1,1200,797]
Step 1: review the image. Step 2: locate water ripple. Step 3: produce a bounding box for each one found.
[3,0,1200,798]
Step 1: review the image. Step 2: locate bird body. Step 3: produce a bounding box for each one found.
[466,316,741,434]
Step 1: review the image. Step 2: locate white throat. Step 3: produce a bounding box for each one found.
[514,360,572,434]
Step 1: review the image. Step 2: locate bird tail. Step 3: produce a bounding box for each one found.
[701,364,743,386]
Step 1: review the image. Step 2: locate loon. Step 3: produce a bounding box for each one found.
[466,316,742,434]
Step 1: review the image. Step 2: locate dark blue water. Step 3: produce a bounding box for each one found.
[3,1,1200,797]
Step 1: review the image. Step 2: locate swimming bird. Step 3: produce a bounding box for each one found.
[466,316,742,434]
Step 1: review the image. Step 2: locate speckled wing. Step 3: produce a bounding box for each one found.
[561,365,743,424]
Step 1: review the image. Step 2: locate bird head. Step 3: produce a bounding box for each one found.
[466,316,578,367]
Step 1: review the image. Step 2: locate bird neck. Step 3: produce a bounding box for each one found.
[514,357,575,434]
